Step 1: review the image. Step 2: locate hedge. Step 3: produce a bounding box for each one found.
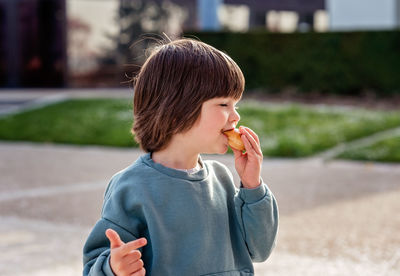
[185,30,400,96]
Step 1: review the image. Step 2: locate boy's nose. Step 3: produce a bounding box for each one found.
[230,109,240,123]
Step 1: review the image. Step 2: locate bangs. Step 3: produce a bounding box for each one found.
[198,47,245,101]
[209,52,244,100]
[146,39,245,102]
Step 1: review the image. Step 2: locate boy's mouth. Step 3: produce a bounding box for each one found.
[221,128,234,133]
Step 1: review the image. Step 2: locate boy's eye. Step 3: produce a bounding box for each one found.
[219,104,239,110]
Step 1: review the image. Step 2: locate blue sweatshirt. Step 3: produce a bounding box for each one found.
[83,153,278,276]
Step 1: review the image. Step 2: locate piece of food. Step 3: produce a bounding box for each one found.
[223,128,245,151]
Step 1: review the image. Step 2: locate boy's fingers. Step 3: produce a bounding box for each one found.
[106,228,124,249]
[241,135,252,152]
[242,132,262,156]
[132,267,146,276]
[127,259,145,274]
[240,126,260,144]
[240,128,262,156]
[121,238,147,255]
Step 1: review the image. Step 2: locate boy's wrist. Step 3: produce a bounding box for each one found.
[241,178,261,189]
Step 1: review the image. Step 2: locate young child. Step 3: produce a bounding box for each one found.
[83,38,278,276]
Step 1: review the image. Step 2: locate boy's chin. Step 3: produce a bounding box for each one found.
[215,144,229,155]
[202,145,228,155]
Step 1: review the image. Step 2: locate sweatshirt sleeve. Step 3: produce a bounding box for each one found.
[83,218,139,276]
[234,181,279,262]
[83,173,145,276]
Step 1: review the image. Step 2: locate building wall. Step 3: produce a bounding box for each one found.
[224,0,324,13]
[397,0,400,26]
[327,0,399,30]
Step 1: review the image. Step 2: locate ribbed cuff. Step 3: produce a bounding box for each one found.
[239,182,267,203]
[103,254,116,276]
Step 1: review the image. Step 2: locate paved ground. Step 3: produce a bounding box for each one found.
[1,89,400,275]
[0,142,399,275]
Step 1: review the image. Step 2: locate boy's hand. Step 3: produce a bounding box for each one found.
[105,228,147,276]
[232,126,263,189]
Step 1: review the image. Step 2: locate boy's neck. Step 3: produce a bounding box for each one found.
[151,136,200,170]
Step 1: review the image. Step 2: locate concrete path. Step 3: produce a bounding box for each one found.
[1,142,399,275]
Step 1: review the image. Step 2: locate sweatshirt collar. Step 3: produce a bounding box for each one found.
[140,153,208,181]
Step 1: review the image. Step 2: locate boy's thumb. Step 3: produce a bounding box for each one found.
[106,228,124,249]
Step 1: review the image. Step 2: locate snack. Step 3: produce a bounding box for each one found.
[223,128,245,151]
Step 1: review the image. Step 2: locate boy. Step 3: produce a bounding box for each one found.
[83,38,278,276]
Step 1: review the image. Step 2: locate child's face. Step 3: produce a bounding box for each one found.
[187,97,241,154]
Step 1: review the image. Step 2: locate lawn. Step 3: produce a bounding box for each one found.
[0,99,137,147]
[238,101,400,159]
[0,98,399,162]
[337,135,400,163]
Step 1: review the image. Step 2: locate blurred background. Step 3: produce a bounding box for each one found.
[0,1,400,275]
[0,0,399,94]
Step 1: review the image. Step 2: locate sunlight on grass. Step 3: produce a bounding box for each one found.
[238,100,400,158]
[337,136,400,163]
[0,98,399,162]
[0,99,137,147]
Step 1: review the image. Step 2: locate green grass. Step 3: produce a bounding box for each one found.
[0,98,399,162]
[0,99,137,147]
[336,135,400,163]
[238,101,400,158]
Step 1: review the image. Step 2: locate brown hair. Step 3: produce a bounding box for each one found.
[132,38,245,152]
